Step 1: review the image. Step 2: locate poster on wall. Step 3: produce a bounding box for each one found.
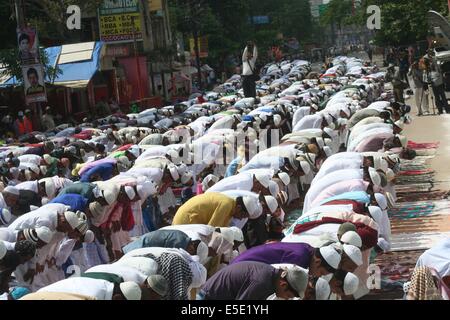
[17,27,40,65]
[22,64,47,104]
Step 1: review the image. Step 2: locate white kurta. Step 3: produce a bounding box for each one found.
[38,277,115,300]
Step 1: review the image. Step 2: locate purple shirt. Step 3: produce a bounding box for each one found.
[231,242,314,268]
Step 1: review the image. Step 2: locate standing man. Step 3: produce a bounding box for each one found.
[41,107,55,131]
[14,111,33,138]
[408,61,430,116]
[430,64,450,115]
[242,41,258,98]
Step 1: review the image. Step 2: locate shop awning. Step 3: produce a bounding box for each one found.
[0,41,103,89]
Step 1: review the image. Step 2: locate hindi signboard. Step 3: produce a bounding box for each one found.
[98,0,142,43]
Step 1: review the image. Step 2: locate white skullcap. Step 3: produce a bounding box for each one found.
[310,103,319,111]
[176,163,188,175]
[40,179,55,198]
[196,241,209,265]
[323,127,337,139]
[374,193,388,211]
[268,181,279,197]
[218,228,235,244]
[315,277,331,300]
[166,150,180,164]
[181,171,193,184]
[0,208,12,225]
[124,186,136,200]
[299,161,311,175]
[128,146,140,158]
[368,167,381,186]
[264,195,278,214]
[368,206,383,225]
[316,137,325,149]
[254,173,270,188]
[324,138,333,148]
[229,226,244,242]
[373,157,388,173]
[242,196,262,219]
[29,164,39,174]
[36,226,54,244]
[168,164,180,181]
[273,114,282,126]
[0,240,6,260]
[386,168,395,182]
[119,281,142,300]
[396,134,408,148]
[103,187,119,206]
[3,186,19,196]
[319,245,341,270]
[343,244,363,266]
[323,146,333,158]
[259,114,267,122]
[137,181,157,200]
[277,172,290,186]
[84,230,95,243]
[394,120,405,130]
[377,238,390,252]
[64,211,79,230]
[340,231,362,248]
[343,272,360,296]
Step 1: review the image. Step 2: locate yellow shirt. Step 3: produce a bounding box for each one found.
[172,192,236,227]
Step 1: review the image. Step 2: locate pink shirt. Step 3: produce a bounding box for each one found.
[310,179,370,209]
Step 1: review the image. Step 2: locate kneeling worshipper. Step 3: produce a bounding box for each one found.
[231,243,341,278]
[172,192,261,228]
[198,261,308,300]
[34,277,145,300]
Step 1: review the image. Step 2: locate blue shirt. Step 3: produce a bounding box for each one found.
[319,191,371,205]
[225,157,242,177]
[80,163,114,182]
[49,193,89,212]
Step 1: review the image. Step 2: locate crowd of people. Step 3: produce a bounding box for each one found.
[0,48,449,300]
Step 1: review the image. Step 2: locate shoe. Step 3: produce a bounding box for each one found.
[423,111,430,116]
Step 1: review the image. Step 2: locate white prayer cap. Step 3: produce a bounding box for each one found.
[259,114,267,122]
[196,241,209,264]
[242,196,262,219]
[316,137,325,149]
[29,164,40,174]
[394,120,405,130]
[137,180,157,200]
[64,211,79,230]
[324,138,333,148]
[343,244,363,266]
[315,277,331,300]
[385,168,395,182]
[128,146,141,158]
[343,272,359,296]
[39,179,55,198]
[340,231,362,248]
[386,154,400,165]
[319,245,341,270]
[374,157,389,173]
[277,172,290,186]
[229,226,244,242]
[103,187,119,206]
[323,127,337,139]
[368,206,383,225]
[268,181,279,197]
[146,275,169,297]
[181,171,193,184]
[36,226,54,244]
[299,161,311,175]
[0,208,11,225]
[396,134,408,148]
[368,167,381,186]
[218,228,235,244]
[377,238,390,252]
[39,166,47,176]
[278,190,289,205]
[166,150,180,164]
[83,230,95,243]
[254,173,270,188]
[273,114,282,126]
[124,186,136,200]
[264,196,278,214]
[284,267,309,299]
[176,163,188,175]
[119,281,142,300]
[374,193,388,211]
[3,186,19,196]
[323,146,333,158]
[310,103,319,111]
[0,240,6,260]
[168,164,180,181]
[201,174,219,191]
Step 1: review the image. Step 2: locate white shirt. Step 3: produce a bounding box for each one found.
[8,203,67,231]
[15,180,39,193]
[207,172,254,193]
[38,277,115,300]
[18,155,42,166]
[242,46,258,76]
[85,264,147,284]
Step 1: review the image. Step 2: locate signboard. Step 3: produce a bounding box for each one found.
[106,45,130,57]
[98,0,142,43]
[17,27,40,65]
[189,37,208,58]
[22,64,47,104]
